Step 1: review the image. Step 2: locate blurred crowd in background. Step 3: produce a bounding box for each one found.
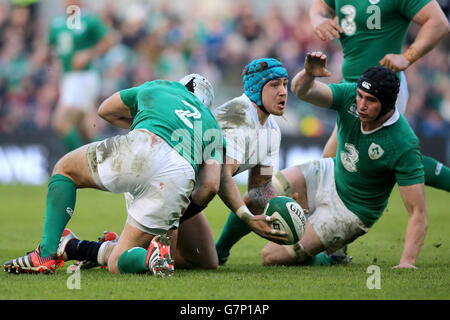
[0,0,448,140]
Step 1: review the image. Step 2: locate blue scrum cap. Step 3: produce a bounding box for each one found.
[243,58,288,113]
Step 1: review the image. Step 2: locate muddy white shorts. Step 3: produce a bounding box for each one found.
[297,158,369,254]
[59,70,101,110]
[86,129,195,234]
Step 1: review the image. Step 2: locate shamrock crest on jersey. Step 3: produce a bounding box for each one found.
[368,143,384,160]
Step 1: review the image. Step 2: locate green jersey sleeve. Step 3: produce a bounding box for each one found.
[87,15,108,42]
[394,148,425,186]
[119,86,140,117]
[328,82,357,113]
[323,0,335,10]
[397,0,431,20]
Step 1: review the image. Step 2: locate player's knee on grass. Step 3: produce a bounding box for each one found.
[175,251,218,270]
[261,242,298,265]
[117,247,148,274]
[262,242,312,266]
[174,215,219,270]
[106,246,123,274]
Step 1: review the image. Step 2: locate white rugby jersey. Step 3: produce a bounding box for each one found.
[213,94,281,175]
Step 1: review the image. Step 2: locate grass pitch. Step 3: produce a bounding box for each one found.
[0,184,448,301]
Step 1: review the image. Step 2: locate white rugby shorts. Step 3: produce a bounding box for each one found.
[395,71,408,115]
[296,158,369,253]
[59,70,101,110]
[86,129,195,234]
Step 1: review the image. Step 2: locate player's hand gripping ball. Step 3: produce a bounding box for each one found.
[264,196,306,245]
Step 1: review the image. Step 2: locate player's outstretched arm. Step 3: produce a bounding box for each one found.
[217,157,287,243]
[98,92,134,129]
[309,0,343,41]
[393,183,428,269]
[291,52,333,108]
[218,157,246,214]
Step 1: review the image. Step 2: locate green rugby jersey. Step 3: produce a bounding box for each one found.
[324,0,430,82]
[48,12,108,73]
[120,80,225,174]
[329,82,424,227]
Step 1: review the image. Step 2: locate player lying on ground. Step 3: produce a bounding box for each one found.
[266,52,428,269]
[51,59,293,272]
[4,74,225,276]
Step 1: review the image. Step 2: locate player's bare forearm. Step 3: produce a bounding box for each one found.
[98,92,133,129]
[396,184,428,268]
[217,162,246,215]
[72,34,116,70]
[94,34,116,56]
[408,18,450,63]
[291,70,315,99]
[407,0,450,63]
[291,69,332,108]
[398,209,428,268]
[85,34,116,61]
[246,165,277,214]
[309,0,342,41]
[310,0,334,24]
[191,161,221,206]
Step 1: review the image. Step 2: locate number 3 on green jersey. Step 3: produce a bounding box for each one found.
[340,4,381,36]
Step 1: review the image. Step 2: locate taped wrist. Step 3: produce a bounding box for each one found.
[235,205,254,224]
[180,197,206,224]
[402,46,421,65]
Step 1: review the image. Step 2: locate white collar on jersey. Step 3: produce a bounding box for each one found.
[360,109,400,135]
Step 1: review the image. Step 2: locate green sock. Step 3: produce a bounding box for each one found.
[422,156,450,192]
[63,128,84,151]
[117,247,148,274]
[215,211,251,258]
[40,174,77,257]
[307,252,338,266]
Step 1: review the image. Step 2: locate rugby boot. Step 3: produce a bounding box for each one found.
[146,234,174,277]
[4,246,63,274]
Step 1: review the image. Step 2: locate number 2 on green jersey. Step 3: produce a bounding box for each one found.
[175,100,201,129]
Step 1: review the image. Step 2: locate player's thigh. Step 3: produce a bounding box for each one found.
[322,124,338,158]
[172,212,218,269]
[52,144,98,188]
[107,222,155,274]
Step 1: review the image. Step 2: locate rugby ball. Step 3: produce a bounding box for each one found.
[264,196,306,245]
